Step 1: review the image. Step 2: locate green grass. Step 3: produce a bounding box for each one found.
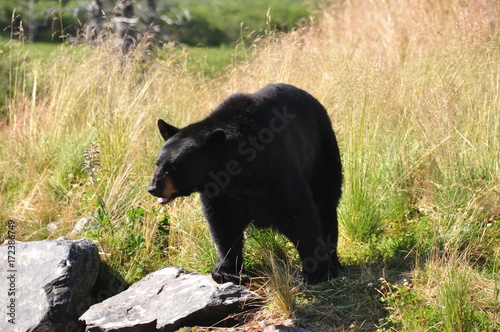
[20,41,60,57]
[338,96,383,244]
[171,45,236,78]
[1,1,500,330]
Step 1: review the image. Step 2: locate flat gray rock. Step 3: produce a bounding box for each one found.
[81,267,260,332]
[0,238,99,332]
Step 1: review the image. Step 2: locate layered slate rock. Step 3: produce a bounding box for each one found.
[81,267,260,332]
[0,238,100,331]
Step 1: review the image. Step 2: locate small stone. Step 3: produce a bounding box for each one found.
[47,219,63,232]
[70,217,93,237]
[284,319,299,327]
[263,326,313,332]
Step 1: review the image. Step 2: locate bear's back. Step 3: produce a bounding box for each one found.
[195,84,337,172]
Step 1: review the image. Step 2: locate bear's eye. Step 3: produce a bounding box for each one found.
[165,163,176,172]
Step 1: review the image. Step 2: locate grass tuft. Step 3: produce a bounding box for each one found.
[1,0,500,329]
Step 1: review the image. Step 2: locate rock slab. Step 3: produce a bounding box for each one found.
[0,238,100,331]
[81,267,260,332]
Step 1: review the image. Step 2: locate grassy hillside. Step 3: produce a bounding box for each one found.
[1,0,500,330]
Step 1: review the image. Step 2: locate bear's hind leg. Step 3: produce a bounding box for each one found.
[316,205,342,277]
[308,145,343,278]
[265,173,332,284]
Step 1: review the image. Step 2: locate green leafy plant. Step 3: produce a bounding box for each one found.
[81,141,110,236]
[120,207,146,256]
[378,277,440,331]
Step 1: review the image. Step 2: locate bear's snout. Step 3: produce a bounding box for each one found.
[147,182,161,197]
[148,167,166,197]
[148,171,180,205]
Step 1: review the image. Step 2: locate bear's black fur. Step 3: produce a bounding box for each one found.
[148,84,342,284]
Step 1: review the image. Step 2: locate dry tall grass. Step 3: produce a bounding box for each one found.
[1,0,500,329]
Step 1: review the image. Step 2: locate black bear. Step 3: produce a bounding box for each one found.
[148,83,342,284]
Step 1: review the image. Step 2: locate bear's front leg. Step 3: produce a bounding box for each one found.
[200,194,252,285]
[211,248,249,285]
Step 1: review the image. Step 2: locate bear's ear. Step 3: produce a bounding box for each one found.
[203,129,226,152]
[158,119,179,141]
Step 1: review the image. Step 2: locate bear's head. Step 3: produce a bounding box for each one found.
[148,119,227,204]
